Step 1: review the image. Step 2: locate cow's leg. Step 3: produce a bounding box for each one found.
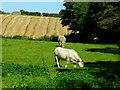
[55,56,60,68]
[74,63,76,67]
[71,60,77,68]
[62,43,64,48]
[59,41,62,47]
[65,59,69,68]
[60,42,62,47]
[59,42,61,47]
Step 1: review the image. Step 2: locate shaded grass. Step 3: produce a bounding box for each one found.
[2,63,50,77]
[2,63,50,88]
[86,47,119,55]
[2,38,120,88]
[49,64,120,89]
[2,61,120,88]
[2,35,58,41]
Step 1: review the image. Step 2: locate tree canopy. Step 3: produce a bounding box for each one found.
[60,2,120,43]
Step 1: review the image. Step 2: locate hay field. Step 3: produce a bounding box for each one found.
[1,15,72,39]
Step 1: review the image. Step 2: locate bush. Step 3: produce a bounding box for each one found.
[48,69,99,88]
[14,76,48,88]
[2,35,58,41]
[2,35,33,40]
[2,63,120,88]
[47,68,120,89]
[37,36,51,41]
[11,36,33,40]
[2,63,50,77]
[37,35,58,41]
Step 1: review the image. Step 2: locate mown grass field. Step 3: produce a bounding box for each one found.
[2,38,120,88]
[1,15,71,39]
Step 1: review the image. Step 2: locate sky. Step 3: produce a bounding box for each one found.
[1,1,65,13]
[2,0,118,13]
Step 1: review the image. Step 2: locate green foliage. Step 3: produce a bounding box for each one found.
[60,2,120,43]
[2,35,33,40]
[2,38,119,88]
[20,9,41,16]
[20,9,61,17]
[2,63,49,88]
[49,70,99,88]
[61,2,120,32]
[14,78,48,88]
[12,36,33,40]
[37,35,58,41]
[20,10,25,15]
[0,10,7,14]
[73,2,89,31]
[97,2,120,32]
[60,2,89,31]
[2,63,50,77]
[37,36,51,41]
[42,13,62,17]
[2,63,50,88]
[2,35,58,41]
[49,65,120,88]
[2,62,120,88]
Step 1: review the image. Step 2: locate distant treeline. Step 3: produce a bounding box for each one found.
[0,10,62,17]
[42,13,62,17]
[0,10,10,14]
[20,10,41,16]
[20,10,62,17]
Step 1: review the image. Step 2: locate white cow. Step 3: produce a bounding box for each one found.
[58,35,66,47]
[93,37,99,43]
[54,47,84,68]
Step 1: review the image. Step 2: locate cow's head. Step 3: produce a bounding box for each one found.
[78,60,84,67]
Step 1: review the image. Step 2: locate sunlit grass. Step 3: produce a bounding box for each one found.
[2,38,119,88]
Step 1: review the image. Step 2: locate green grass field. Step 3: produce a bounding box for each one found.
[2,38,120,88]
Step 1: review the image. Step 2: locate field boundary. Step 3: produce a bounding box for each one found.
[1,15,72,39]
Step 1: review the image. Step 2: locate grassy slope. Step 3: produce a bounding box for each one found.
[2,38,120,88]
[2,15,71,39]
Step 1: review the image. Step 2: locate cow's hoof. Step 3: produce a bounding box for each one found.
[65,65,68,68]
[54,65,62,67]
[74,65,76,67]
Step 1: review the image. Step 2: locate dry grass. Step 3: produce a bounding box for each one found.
[15,16,31,36]
[32,17,44,39]
[46,18,56,37]
[2,15,14,35]
[1,15,72,39]
[3,15,20,37]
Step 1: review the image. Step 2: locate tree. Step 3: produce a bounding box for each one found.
[20,10,25,15]
[60,2,94,42]
[89,2,120,43]
[97,2,120,32]
[60,2,89,32]
[60,2,120,43]
[0,10,6,14]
